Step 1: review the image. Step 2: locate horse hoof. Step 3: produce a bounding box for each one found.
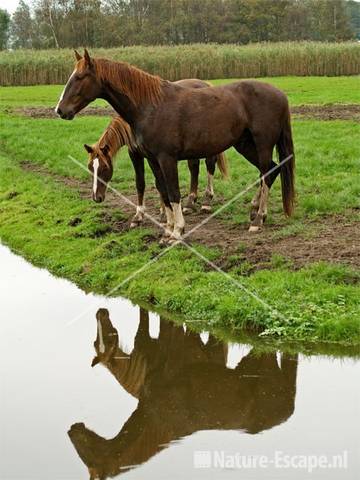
[130,221,141,228]
[183,207,193,215]
[248,225,261,233]
[200,205,212,213]
[167,236,181,245]
[159,236,169,246]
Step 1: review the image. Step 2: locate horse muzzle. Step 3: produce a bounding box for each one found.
[55,106,75,120]
[93,193,104,203]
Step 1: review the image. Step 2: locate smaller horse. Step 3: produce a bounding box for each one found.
[85,115,228,227]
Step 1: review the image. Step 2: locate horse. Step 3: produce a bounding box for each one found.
[84,80,228,229]
[56,49,295,244]
[69,307,298,479]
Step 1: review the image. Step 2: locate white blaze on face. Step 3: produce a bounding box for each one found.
[55,68,77,113]
[93,157,99,195]
[97,319,105,354]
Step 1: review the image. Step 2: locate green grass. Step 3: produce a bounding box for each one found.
[0,155,358,344]
[1,76,360,108]
[212,76,360,105]
[0,79,359,345]
[1,108,359,229]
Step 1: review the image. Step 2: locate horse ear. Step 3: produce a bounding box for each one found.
[91,356,100,367]
[100,144,110,156]
[84,144,93,154]
[74,49,82,61]
[83,48,92,68]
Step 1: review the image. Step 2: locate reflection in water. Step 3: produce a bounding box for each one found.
[69,308,298,479]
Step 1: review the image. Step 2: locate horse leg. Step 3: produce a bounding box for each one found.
[158,154,184,243]
[129,150,146,228]
[250,185,262,222]
[147,158,174,242]
[201,156,217,213]
[236,132,279,225]
[183,159,199,214]
[235,132,262,222]
[158,195,167,223]
[248,143,279,232]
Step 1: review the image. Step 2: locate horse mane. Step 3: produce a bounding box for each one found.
[94,58,164,107]
[96,116,135,159]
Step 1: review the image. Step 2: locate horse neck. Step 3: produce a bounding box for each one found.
[98,117,133,158]
[95,59,164,125]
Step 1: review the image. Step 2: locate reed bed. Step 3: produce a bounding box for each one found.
[0,42,359,86]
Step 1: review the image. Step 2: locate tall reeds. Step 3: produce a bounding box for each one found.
[0,42,359,86]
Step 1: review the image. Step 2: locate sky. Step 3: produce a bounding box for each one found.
[0,0,19,14]
[1,0,360,15]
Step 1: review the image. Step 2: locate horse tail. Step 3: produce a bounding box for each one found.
[276,109,295,217]
[216,152,229,179]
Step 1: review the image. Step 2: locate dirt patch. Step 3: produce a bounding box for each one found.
[16,104,360,122]
[16,106,115,119]
[20,161,360,271]
[292,104,360,122]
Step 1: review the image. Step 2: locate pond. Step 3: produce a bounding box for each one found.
[0,244,358,479]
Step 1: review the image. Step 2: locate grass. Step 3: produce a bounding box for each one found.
[0,80,359,345]
[1,76,360,107]
[212,76,360,105]
[0,155,358,344]
[1,107,359,229]
[1,42,360,86]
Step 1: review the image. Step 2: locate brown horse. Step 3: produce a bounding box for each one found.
[69,308,298,479]
[84,81,228,228]
[56,49,295,244]
[69,308,298,478]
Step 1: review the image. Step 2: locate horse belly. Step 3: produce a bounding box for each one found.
[181,121,239,158]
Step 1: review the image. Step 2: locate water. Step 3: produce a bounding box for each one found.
[0,244,359,480]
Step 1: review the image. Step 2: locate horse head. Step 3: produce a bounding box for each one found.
[55,49,100,120]
[84,143,113,203]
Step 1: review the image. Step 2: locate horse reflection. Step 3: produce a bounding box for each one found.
[69,308,298,479]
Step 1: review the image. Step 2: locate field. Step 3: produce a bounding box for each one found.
[0,76,359,344]
[1,42,360,86]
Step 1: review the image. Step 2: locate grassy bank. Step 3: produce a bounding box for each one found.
[0,155,359,344]
[1,42,360,86]
[0,81,359,344]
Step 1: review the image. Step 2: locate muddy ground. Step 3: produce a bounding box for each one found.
[15,104,360,122]
[20,161,360,272]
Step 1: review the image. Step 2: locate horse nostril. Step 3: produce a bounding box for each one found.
[93,195,103,203]
[56,107,62,117]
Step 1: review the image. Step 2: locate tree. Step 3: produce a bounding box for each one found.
[0,8,10,49]
[347,0,360,39]
[11,0,34,48]
[308,0,353,41]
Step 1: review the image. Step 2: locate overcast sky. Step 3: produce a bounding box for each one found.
[1,0,360,15]
[0,0,18,14]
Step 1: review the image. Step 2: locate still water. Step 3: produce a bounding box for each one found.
[0,244,359,480]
